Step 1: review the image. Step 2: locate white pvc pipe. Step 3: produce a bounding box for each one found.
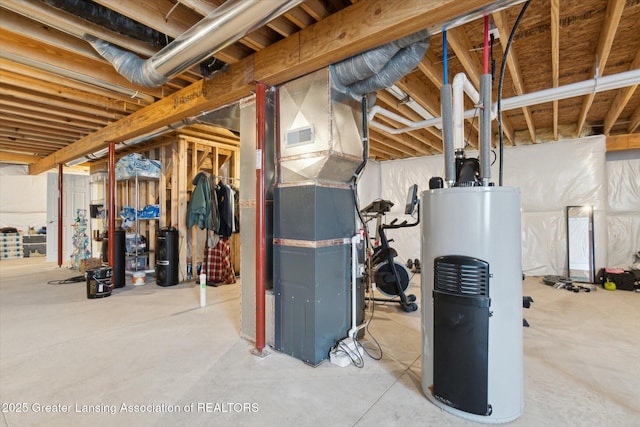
[368,105,442,133]
[452,73,480,150]
[348,231,364,338]
[498,68,640,111]
[369,68,640,135]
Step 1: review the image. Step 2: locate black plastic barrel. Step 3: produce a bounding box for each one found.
[86,266,113,299]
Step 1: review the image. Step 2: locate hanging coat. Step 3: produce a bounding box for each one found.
[216,182,233,238]
[187,172,220,231]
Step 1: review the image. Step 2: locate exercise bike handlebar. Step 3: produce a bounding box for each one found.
[380,203,420,230]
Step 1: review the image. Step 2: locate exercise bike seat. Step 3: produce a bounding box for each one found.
[372,247,398,265]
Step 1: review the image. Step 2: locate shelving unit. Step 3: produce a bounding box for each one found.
[115,153,162,279]
[119,172,159,275]
[89,171,107,260]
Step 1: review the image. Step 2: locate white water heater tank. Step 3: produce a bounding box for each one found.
[421,186,523,423]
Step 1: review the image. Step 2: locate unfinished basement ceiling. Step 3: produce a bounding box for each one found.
[0,0,639,170]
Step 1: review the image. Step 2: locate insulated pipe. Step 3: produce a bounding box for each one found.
[483,16,490,75]
[85,0,305,87]
[57,163,63,268]
[369,69,640,134]
[479,74,492,185]
[108,141,116,269]
[255,82,267,355]
[452,73,480,150]
[441,84,455,186]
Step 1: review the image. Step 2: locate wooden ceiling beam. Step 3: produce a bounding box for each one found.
[368,149,391,161]
[0,0,158,56]
[603,48,640,135]
[0,139,64,153]
[283,8,315,29]
[369,130,417,158]
[267,17,300,38]
[0,29,166,99]
[0,152,43,165]
[368,144,400,160]
[1,117,86,138]
[0,107,100,132]
[370,111,432,156]
[0,75,140,115]
[492,10,536,144]
[575,0,625,136]
[94,0,271,63]
[0,125,77,145]
[0,85,123,120]
[606,134,640,151]
[300,0,331,21]
[550,0,560,140]
[254,0,497,85]
[93,0,200,39]
[628,104,640,133]
[178,128,240,147]
[418,50,445,87]
[29,0,499,174]
[0,99,112,126]
[177,0,221,15]
[0,9,108,63]
[0,59,153,107]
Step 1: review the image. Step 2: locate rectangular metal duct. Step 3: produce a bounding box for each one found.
[277,68,363,184]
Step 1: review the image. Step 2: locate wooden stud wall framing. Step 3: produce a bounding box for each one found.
[89,129,240,283]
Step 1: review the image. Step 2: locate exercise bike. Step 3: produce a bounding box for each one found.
[361,185,420,312]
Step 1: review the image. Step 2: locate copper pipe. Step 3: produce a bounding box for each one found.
[255,82,267,354]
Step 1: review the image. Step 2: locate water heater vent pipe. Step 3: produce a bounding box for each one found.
[452,73,480,151]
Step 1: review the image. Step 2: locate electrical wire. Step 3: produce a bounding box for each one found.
[48,275,86,285]
[339,338,364,368]
[358,287,383,361]
[465,107,480,148]
[497,0,531,186]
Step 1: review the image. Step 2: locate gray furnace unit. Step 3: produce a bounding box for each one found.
[274,67,364,365]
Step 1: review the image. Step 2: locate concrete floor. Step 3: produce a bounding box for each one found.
[0,257,638,426]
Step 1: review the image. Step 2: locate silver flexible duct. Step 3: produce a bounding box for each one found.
[85,0,305,87]
[332,30,430,99]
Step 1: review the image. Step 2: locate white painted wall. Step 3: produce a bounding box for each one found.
[0,165,47,233]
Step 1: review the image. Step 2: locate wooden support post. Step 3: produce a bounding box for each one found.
[190,140,198,280]
[159,146,167,229]
[147,148,158,267]
[177,138,188,282]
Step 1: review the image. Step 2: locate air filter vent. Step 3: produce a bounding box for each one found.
[434,255,489,296]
